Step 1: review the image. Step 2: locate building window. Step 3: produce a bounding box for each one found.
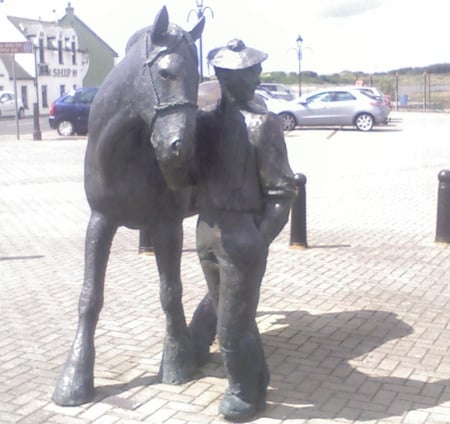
[71,41,77,65]
[41,85,48,108]
[58,39,64,65]
[60,85,65,96]
[38,38,45,64]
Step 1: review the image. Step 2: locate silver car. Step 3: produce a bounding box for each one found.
[0,90,25,119]
[268,88,390,131]
[258,83,295,101]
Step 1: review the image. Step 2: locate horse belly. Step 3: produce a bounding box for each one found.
[84,142,190,228]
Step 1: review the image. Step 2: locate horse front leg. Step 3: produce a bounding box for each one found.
[153,220,196,384]
[52,211,117,406]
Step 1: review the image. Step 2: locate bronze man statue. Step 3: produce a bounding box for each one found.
[193,39,296,420]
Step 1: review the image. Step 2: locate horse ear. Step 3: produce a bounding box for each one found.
[189,16,205,42]
[151,6,169,43]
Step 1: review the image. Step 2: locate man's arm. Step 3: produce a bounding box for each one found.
[255,112,297,244]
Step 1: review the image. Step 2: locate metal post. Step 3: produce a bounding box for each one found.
[188,1,213,82]
[32,43,41,140]
[199,32,204,82]
[435,170,450,243]
[423,71,427,111]
[139,229,154,254]
[298,54,302,97]
[395,72,399,110]
[290,173,307,248]
[12,53,20,140]
[296,34,303,98]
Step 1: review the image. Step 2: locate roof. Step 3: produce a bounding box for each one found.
[58,9,118,58]
[7,15,59,39]
[0,54,34,80]
[7,11,118,59]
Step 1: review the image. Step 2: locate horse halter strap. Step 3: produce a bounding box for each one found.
[144,33,198,115]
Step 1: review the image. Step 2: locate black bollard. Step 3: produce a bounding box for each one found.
[138,229,154,254]
[290,172,308,249]
[435,169,450,243]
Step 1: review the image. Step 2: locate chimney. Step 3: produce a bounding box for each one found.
[65,2,74,17]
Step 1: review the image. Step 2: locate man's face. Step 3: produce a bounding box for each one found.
[217,64,262,104]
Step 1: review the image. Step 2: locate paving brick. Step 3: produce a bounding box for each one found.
[2,113,450,423]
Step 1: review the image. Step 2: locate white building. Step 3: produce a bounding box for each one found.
[0,15,90,113]
[0,3,117,114]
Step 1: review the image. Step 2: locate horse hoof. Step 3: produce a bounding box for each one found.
[52,384,94,406]
[158,361,196,384]
[219,392,259,422]
[52,367,95,406]
[158,330,199,384]
[189,294,217,366]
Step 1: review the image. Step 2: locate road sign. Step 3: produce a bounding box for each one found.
[0,41,33,54]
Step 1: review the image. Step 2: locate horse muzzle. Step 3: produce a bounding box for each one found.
[151,109,197,188]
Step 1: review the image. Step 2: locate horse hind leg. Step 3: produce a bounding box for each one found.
[52,211,117,406]
[152,221,196,384]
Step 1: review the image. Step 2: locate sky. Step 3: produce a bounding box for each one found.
[1,0,449,76]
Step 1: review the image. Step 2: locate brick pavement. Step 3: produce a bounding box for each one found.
[1,112,450,423]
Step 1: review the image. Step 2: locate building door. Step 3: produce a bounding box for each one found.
[41,85,48,109]
[21,86,28,109]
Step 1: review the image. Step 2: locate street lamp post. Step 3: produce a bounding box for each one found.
[188,0,213,82]
[296,34,303,97]
[30,37,42,141]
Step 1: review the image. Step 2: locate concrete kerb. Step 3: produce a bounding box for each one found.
[0,130,86,143]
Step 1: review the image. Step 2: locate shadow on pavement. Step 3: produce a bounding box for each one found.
[89,309,450,421]
[258,309,450,421]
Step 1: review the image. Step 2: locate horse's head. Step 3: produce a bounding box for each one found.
[136,7,204,188]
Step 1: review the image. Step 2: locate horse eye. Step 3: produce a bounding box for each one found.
[160,68,176,80]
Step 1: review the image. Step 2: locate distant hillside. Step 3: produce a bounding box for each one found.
[260,63,450,111]
[260,63,450,87]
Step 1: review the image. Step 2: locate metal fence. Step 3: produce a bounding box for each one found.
[373,73,450,112]
[299,73,450,112]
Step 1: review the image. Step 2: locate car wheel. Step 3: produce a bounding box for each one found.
[18,108,25,119]
[355,113,374,131]
[279,112,296,131]
[57,120,75,136]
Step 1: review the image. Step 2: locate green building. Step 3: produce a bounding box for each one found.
[59,3,118,87]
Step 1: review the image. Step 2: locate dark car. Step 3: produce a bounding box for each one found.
[48,87,98,136]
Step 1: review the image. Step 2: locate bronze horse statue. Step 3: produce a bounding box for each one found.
[52,7,205,406]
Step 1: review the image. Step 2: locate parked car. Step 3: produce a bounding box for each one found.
[198,80,221,111]
[0,90,25,119]
[255,88,289,110]
[48,87,98,136]
[266,87,391,131]
[258,83,296,101]
[352,86,392,109]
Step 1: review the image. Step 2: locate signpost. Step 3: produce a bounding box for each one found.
[0,41,33,140]
[0,41,33,54]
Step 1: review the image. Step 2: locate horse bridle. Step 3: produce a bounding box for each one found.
[143,33,198,116]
